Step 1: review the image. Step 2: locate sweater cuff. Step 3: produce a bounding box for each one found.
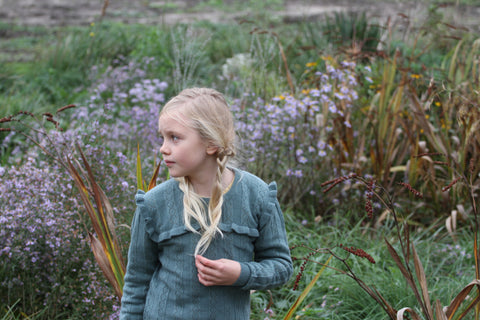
[233,262,251,287]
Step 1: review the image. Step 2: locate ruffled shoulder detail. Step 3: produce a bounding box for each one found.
[146,225,189,243]
[218,222,259,238]
[255,181,281,225]
[134,189,146,204]
[268,181,278,199]
[135,180,187,244]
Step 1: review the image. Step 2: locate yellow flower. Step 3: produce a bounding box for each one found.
[90,22,95,27]
[278,95,285,100]
[301,89,310,95]
[435,101,441,107]
[425,115,430,119]
[89,32,95,37]
[306,62,317,68]
[410,74,422,79]
[322,55,333,62]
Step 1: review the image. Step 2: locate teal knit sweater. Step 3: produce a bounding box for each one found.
[119,168,293,319]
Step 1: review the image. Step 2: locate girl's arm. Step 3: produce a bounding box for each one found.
[119,191,159,319]
[234,183,293,290]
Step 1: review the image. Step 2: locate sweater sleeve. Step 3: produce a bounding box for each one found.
[234,182,293,290]
[119,190,159,319]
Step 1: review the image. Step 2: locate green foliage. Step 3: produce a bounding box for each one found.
[0,22,145,118]
[322,11,383,59]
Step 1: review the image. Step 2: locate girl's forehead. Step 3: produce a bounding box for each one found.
[159,110,191,130]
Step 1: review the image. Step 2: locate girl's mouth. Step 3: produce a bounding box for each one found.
[164,160,175,167]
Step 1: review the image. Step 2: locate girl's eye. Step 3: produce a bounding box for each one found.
[171,135,179,142]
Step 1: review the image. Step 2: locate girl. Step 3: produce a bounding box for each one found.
[120,88,293,319]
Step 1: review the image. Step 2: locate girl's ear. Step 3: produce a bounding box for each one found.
[206,144,218,155]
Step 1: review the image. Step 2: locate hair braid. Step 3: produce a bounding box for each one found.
[194,152,231,255]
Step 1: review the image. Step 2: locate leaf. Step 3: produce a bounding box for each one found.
[136,143,144,191]
[408,93,447,154]
[66,159,99,235]
[475,232,480,281]
[385,238,433,318]
[445,279,480,319]
[384,238,415,289]
[283,255,332,320]
[446,210,458,242]
[435,300,448,320]
[68,146,125,298]
[390,165,407,172]
[372,286,398,318]
[397,307,422,320]
[89,233,123,299]
[412,243,434,318]
[97,185,126,272]
[147,160,162,191]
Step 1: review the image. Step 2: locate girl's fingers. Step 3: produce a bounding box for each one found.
[195,255,241,286]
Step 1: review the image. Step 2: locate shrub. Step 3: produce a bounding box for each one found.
[231,58,368,217]
[0,158,117,319]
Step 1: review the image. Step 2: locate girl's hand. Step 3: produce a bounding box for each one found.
[195,255,241,286]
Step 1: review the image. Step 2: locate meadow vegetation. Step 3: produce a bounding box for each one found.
[1,0,479,319]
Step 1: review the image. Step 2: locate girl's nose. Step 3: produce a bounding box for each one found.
[160,142,169,155]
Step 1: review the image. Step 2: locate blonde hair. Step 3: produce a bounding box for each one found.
[159,88,236,255]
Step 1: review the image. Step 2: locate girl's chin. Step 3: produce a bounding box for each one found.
[167,170,183,178]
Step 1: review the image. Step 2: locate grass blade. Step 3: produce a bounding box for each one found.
[283,255,332,320]
[136,143,144,191]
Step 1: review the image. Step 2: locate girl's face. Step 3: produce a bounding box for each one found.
[158,112,218,181]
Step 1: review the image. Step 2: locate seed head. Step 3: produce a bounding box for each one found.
[340,244,376,264]
[56,104,76,114]
[442,177,462,192]
[397,182,423,198]
[321,173,357,193]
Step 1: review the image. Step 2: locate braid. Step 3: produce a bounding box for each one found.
[179,178,208,235]
[193,152,231,256]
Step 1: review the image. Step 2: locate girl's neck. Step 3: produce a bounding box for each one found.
[191,168,234,198]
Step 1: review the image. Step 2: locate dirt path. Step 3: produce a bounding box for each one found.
[0,0,478,32]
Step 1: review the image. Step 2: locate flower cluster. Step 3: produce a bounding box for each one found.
[0,157,117,318]
[76,56,168,158]
[229,59,369,210]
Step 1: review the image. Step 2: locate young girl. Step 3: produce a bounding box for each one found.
[120,88,292,319]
